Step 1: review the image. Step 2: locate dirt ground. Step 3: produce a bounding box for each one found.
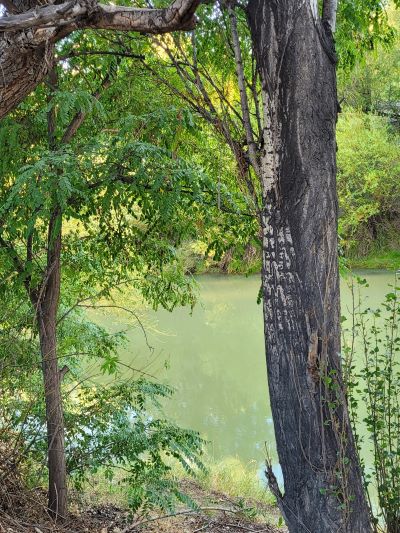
[0,479,284,533]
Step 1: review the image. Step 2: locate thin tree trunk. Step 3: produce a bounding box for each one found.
[247,2,371,531]
[32,208,66,518]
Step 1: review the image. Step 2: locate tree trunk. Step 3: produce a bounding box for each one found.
[0,31,56,120]
[247,2,372,531]
[32,209,67,518]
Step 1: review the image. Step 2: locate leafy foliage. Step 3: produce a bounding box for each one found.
[343,277,400,532]
[336,0,399,69]
[0,0,400,521]
[338,7,400,128]
[0,286,205,514]
[0,35,223,515]
[337,112,400,255]
[67,380,204,514]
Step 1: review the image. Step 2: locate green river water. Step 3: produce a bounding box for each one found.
[87,270,396,481]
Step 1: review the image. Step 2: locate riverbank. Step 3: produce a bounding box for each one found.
[0,473,282,532]
[80,478,282,533]
[346,250,400,270]
[181,242,400,275]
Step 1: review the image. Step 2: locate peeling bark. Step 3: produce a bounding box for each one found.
[247,1,372,531]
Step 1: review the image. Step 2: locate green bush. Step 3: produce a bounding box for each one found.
[342,276,400,532]
[337,112,400,256]
[0,294,204,517]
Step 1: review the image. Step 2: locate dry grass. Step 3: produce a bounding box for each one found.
[0,447,284,533]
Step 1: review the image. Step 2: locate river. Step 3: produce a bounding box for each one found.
[86,270,396,481]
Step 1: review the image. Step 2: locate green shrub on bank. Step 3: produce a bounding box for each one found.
[0,294,204,517]
[342,276,400,532]
[337,112,400,256]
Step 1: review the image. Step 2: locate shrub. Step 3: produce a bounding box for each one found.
[337,113,400,255]
[342,276,400,532]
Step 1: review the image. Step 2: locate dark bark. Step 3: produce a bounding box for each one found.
[25,67,67,518]
[247,1,371,532]
[0,30,55,120]
[31,208,66,518]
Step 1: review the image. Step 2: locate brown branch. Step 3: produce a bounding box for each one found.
[60,66,113,144]
[0,0,201,121]
[59,365,70,380]
[57,50,145,62]
[0,0,200,33]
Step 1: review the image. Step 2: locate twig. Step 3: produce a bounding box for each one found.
[193,523,211,532]
[57,50,145,61]
[224,524,271,532]
[77,303,153,352]
[123,507,241,531]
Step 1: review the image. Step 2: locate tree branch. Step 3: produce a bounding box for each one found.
[0,0,201,33]
[227,4,260,176]
[141,32,260,212]
[322,0,337,32]
[57,49,145,62]
[60,64,114,144]
[0,235,33,296]
[77,303,153,352]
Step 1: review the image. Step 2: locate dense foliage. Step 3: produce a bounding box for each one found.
[0,41,225,515]
[337,113,400,255]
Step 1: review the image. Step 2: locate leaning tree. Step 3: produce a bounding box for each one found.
[0,0,200,118]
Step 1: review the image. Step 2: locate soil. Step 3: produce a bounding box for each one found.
[0,479,284,533]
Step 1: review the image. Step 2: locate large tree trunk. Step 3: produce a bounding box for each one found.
[32,209,66,518]
[247,2,372,532]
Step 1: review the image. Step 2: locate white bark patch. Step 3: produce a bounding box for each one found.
[261,91,281,197]
[309,0,319,20]
[323,0,338,32]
